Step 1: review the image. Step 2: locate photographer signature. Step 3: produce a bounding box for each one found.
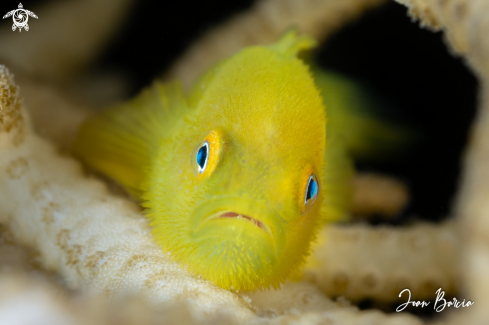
[396,288,474,312]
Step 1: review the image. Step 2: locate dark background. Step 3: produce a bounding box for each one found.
[2,0,479,223]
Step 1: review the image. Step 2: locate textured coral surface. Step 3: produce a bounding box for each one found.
[0,0,487,323]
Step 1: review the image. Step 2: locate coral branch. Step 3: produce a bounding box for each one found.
[164,0,387,89]
[352,173,409,219]
[395,0,489,76]
[304,221,460,303]
[0,0,136,81]
[393,0,489,323]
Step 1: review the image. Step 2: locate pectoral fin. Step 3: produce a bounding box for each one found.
[74,81,190,198]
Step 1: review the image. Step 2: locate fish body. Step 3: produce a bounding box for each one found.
[313,67,415,161]
[75,31,352,291]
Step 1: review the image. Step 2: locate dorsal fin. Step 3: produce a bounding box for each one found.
[270,29,317,58]
[74,81,190,198]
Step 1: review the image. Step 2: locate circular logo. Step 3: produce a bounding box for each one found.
[13,9,28,28]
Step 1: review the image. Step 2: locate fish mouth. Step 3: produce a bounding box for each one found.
[188,197,287,255]
[207,211,272,236]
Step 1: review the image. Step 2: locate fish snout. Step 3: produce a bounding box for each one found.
[189,196,287,256]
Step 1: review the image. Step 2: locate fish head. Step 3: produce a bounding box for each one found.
[144,31,327,291]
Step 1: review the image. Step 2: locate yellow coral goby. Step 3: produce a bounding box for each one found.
[74,31,352,291]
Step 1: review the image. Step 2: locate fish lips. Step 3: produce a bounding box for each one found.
[188,196,287,257]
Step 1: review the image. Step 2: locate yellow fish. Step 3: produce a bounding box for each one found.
[74,31,353,292]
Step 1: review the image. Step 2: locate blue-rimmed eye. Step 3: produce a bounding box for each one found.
[196,141,209,173]
[305,175,318,205]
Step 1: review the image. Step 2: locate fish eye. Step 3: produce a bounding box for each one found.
[304,175,319,205]
[196,141,209,173]
[193,130,223,178]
